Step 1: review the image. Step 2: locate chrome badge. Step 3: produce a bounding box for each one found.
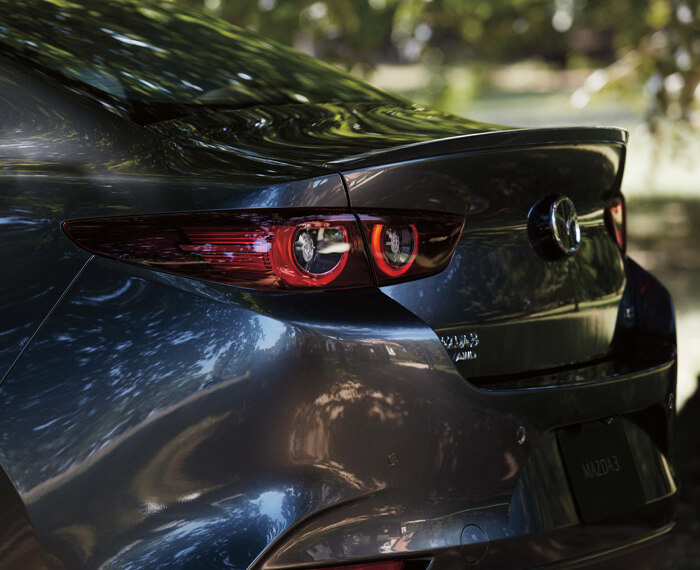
[550,196,581,255]
[440,332,479,362]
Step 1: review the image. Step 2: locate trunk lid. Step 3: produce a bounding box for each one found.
[338,130,627,381]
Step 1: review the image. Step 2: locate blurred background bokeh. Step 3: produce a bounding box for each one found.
[181,0,699,562]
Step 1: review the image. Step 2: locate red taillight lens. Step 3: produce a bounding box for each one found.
[359,211,464,285]
[62,210,372,290]
[272,222,352,287]
[604,195,626,252]
[62,209,464,290]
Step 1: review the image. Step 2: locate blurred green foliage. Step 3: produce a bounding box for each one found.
[178,0,699,128]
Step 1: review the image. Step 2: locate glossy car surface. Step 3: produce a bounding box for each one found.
[0,1,677,569]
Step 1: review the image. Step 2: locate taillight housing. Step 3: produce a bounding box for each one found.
[359,211,464,285]
[62,209,464,291]
[604,194,626,252]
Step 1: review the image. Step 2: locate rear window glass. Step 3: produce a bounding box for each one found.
[0,0,392,106]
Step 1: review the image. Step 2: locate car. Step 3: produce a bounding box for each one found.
[0,1,678,569]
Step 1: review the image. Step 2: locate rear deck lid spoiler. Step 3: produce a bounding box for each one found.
[326,126,628,170]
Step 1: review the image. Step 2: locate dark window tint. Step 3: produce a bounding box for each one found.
[0,0,393,106]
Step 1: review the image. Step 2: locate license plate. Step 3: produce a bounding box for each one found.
[557,419,645,523]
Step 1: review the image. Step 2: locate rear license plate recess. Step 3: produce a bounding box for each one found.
[557,418,645,523]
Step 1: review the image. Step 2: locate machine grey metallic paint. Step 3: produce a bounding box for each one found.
[0,1,677,568]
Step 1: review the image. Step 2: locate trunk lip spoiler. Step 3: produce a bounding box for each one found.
[325,126,628,170]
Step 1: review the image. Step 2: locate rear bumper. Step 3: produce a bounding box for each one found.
[256,260,678,569]
[258,354,677,569]
[541,522,673,569]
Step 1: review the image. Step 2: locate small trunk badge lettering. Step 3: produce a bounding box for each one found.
[440,333,479,361]
[454,350,477,362]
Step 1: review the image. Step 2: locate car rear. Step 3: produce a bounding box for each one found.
[0,100,677,569]
[235,129,677,570]
[0,2,677,568]
[53,126,676,569]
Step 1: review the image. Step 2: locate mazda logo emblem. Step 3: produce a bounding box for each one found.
[550,197,581,255]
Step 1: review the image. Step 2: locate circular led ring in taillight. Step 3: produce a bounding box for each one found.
[270,220,358,288]
[370,224,418,277]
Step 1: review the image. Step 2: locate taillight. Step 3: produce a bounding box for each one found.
[604,194,626,252]
[62,209,464,290]
[359,211,464,285]
[62,210,371,290]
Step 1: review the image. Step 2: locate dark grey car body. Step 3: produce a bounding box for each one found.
[0,1,677,568]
